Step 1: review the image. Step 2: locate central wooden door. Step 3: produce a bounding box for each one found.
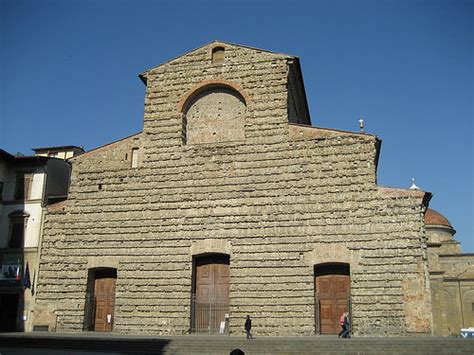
[93,270,117,332]
[193,254,229,333]
[315,264,350,334]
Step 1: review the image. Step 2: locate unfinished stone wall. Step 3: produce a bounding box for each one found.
[35,134,142,331]
[36,42,432,336]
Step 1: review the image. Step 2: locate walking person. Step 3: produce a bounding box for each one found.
[338,312,345,337]
[245,315,253,339]
[341,312,351,338]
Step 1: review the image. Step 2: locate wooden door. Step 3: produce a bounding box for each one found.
[94,274,116,332]
[194,255,229,332]
[316,272,350,334]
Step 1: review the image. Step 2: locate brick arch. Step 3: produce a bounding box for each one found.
[177,79,251,113]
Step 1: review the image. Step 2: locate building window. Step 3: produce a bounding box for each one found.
[8,211,29,249]
[212,47,225,63]
[131,148,139,168]
[0,181,3,201]
[14,172,33,200]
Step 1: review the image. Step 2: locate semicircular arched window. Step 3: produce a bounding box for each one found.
[183,86,246,145]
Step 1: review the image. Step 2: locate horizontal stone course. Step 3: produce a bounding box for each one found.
[35,42,431,336]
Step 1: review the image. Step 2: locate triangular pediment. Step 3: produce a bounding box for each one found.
[139,40,296,82]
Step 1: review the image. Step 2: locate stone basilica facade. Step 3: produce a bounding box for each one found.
[31,41,454,336]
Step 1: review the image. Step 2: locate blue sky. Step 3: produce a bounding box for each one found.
[1,0,473,251]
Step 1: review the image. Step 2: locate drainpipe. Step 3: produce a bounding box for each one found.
[458,279,465,328]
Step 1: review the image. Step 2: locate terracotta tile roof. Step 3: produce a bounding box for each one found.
[70,132,142,160]
[288,123,377,139]
[425,208,452,227]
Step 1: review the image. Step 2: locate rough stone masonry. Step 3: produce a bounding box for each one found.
[34,41,433,336]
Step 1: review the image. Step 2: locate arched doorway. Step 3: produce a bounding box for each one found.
[84,268,117,332]
[191,254,229,333]
[314,263,350,334]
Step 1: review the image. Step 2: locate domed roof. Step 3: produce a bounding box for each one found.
[425,208,452,227]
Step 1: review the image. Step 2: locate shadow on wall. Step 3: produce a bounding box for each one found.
[1,203,32,332]
[0,237,27,332]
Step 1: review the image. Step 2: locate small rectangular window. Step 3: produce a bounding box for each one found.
[0,181,3,201]
[131,148,139,168]
[15,173,33,200]
[9,219,25,248]
[212,47,225,63]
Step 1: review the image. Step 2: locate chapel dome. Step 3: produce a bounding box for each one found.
[425,208,452,228]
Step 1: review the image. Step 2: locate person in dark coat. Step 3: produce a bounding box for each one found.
[245,315,253,339]
[338,312,346,337]
[341,312,351,338]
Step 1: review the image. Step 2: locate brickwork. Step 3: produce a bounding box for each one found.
[35,42,432,336]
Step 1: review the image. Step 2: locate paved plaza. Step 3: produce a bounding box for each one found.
[1,332,473,354]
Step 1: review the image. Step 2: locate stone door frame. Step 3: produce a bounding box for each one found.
[84,267,117,332]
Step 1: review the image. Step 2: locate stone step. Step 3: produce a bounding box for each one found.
[0,333,473,354]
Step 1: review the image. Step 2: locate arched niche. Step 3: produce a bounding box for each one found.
[179,81,249,145]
